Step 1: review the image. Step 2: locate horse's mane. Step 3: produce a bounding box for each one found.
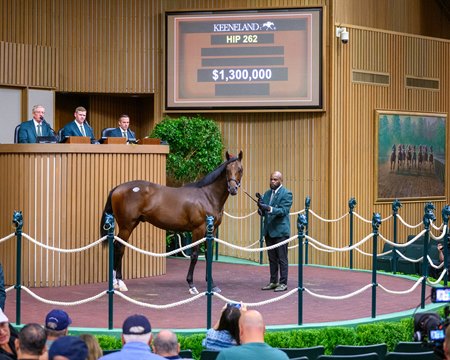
[185,157,239,188]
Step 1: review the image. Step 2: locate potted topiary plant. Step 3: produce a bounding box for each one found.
[150,115,224,254]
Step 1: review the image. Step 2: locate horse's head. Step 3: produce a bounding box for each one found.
[372,212,382,231]
[225,151,243,195]
[442,205,450,224]
[13,210,23,229]
[423,202,436,228]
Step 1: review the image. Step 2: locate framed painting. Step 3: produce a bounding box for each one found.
[375,110,446,202]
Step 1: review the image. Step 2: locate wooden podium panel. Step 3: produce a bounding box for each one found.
[103,137,127,144]
[139,137,161,145]
[65,136,91,144]
[0,144,169,287]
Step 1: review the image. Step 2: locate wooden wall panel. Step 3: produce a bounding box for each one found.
[330,26,450,269]
[0,145,168,286]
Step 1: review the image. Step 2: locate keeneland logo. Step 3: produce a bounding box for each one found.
[213,21,277,32]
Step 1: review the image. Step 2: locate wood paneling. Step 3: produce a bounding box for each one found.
[0,144,168,286]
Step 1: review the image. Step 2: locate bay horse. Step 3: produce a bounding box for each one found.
[390,145,396,171]
[100,151,243,294]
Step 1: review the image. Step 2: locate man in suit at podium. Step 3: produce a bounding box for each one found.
[107,114,136,140]
[18,104,55,143]
[60,106,97,144]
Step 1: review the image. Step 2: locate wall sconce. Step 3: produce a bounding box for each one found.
[336,26,349,44]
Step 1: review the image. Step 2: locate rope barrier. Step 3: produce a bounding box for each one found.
[114,236,206,257]
[214,234,298,252]
[379,229,427,247]
[378,277,423,294]
[396,214,423,229]
[22,233,106,253]
[309,210,348,222]
[430,225,448,240]
[0,233,15,244]
[21,286,107,306]
[115,290,206,309]
[353,212,372,224]
[213,288,298,307]
[304,283,373,300]
[223,210,257,219]
[305,233,374,252]
[427,269,448,285]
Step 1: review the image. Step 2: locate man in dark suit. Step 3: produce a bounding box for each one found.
[107,114,136,140]
[60,106,97,144]
[257,171,293,292]
[18,104,55,143]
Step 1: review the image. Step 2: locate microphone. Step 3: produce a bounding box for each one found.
[40,116,56,136]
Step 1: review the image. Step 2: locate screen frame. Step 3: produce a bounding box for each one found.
[164,8,323,112]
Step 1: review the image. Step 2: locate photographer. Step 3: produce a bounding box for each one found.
[430,241,449,279]
[202,303,246,350]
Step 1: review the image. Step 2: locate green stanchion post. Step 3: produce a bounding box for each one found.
[371,213,381,318]
[297,213,307,325]
[205,216,214,329]
[442,205,450,286]
[304,197,310,265]
[13,210,23,325]
[104,213,115,330]
[421,203,436,309]
[348,198,357,269]
[392,199,401,274]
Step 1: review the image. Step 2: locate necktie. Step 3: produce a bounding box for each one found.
[269,190,275,205]
[122,131,127,139]
[37,124,42,136]
[80,125,86,136]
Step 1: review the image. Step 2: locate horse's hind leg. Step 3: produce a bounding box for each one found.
[113,241,128,291]
[187,244,199,294]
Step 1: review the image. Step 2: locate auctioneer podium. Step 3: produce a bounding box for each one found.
[0,143,169,287]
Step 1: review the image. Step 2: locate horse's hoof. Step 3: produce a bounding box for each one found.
[189,287,199,295]
[212,286,221,293]
[118,280,128,292]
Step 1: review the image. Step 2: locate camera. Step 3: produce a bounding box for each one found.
[340,30,349,44]
[413,287,450,359]
[227,303,241,309]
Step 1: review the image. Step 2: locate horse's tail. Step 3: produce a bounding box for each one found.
[100,187,116,245]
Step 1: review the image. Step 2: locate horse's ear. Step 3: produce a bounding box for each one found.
[238,150,243,161]
[226,151,230,160]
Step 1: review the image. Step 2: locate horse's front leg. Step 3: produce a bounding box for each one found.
[113,241,128,292]
[187,244,199,294]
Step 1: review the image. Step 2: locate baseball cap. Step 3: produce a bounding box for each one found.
[48,336,88,360]
[45,309,72,331]
[0,308,8,323]
[122,314,151,335]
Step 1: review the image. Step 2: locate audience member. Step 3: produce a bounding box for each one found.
[79,334,103,360]
[0,308,17,359]
[444,325,450,359]
[48,336,87,360]
[44,309,72,349]
[60,107,97,144]
[216,310,289,360]
[99,314,164,359]
[107,115,136,140]
[18,105,55,143]
[202,304,243,350]
[0,263,5,311]
[15,323,46,360]
[152,330,188,359]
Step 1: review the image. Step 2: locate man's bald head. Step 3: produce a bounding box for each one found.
[270,171,283,190]
[239,310,265,344]
[152,329,180,356]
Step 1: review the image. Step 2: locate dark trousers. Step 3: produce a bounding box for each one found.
[265,235,289,285]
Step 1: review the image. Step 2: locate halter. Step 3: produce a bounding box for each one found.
[227,175,241,192]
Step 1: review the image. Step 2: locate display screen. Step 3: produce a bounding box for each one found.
[165,8,322,110]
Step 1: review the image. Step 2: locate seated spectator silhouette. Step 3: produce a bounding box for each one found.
[153,330,190,359]
[216,310,289,360]
[79,334,103,360]
[44,309,72,350]
[15,323,46,359]
[48,336,88,360]
[203,304,243,350]
[0,308,18,360]
[99,314,164,359]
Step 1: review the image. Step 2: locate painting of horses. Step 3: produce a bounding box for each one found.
[375,111,446,202]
